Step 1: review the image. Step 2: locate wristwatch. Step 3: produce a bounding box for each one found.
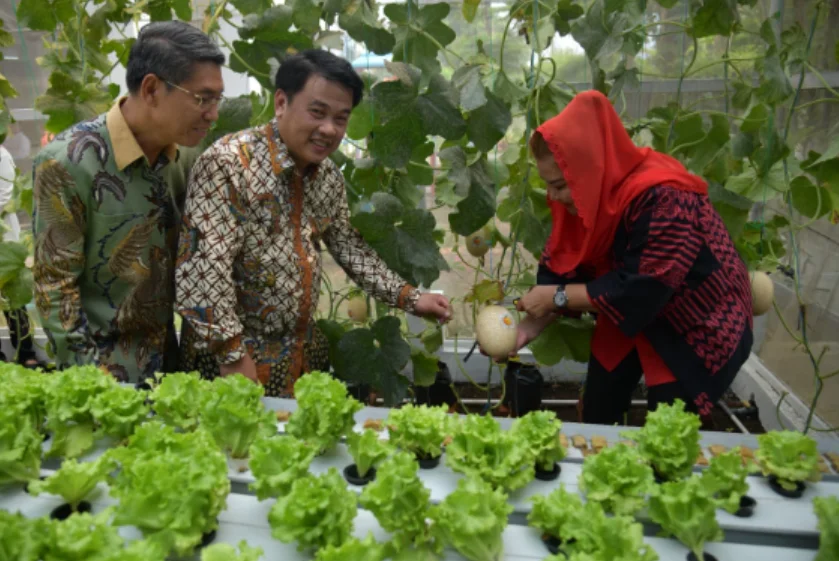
[553,285,569,310]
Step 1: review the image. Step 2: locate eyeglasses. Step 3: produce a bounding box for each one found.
[164,80,225,109]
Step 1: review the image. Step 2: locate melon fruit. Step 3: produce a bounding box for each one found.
[475,305,518,359]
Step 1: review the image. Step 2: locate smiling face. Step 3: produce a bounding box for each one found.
[151,62,225,147]
[536,155,576,215]
[274,74,353,171]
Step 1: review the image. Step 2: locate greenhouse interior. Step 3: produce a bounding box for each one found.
[1,0,838,559]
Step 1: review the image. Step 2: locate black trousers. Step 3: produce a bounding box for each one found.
[581,349,698,425]
[1,308,37,364]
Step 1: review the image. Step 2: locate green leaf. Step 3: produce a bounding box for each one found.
[0,73,18,99]
[790,175,830,219]
[689,0,739,38]
[608,62,640,99]
[1,269,33,311]
[292,0,321,35]
[462,0,481,22]
[231,0,272,15]
[445,151,497,236]
[731,81,752,110]
[386,1,456,75]
[465,280,504,305]
[756,49,794,105]
[416,75,467,140]
[554,0,584,35]
[206,96,254,147]
[16,0,74,31]
[351,193,448,287]
[725,164,788,202]
[173,0,192,20]
[452,65,488,112]
[420,322,443,353]
[493,71,528,105]
[810,136,839,166]
[528,317,593,365]
[410,348,439,387]
[466,90,512,152]
[407,142,435,185]
[347,99,374,140]
[740,103,769,133]
[369,112,425,168]
[0,241,28,286]
[339,0,396,55]
[371,78,418,123]
[334,317,412,405]
[835,40,839,65]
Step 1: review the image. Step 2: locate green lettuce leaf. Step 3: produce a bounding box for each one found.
[528,485,586,542]
[201,540,265,561]
[248,435,316,500]
[0,510,44,561]
[150,372,211,431]
[90,384,150,441]
[623,400,701,480]
[755,430,821,491]
[430,476,513,561]
[446,414,535,491]
[28,456,110,509]
[200,374,277,459]
[511,410,566,472]
[286,371,363,454]
[41,508,123,561]
[578,443,655,516]
[314,533,386,561]
[347,429,393,477]
[0,406,42,485]
[386,404,454,459]
[700,448,751,513]
[268,468,358,552]
[648,475,723,561]
[814,496,839,561]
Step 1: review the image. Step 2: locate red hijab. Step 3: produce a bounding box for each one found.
[536,91,708,382]
[536,90,708,277]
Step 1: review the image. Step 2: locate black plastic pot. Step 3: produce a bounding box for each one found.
[687,552,718,561]
[541,534,575,556]
[502,361,543,417]
[768,475,806,498]
[416,451,442,469]
[653,469,671,484]
[734,495,757,518]
[534,462,561,481]
[42,431,51,442]
[200,529,218,548]
[50,501,92,521]
[414,361,457,408]
[344,464,376,486]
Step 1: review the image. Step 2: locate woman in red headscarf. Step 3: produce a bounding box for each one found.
[513,90,753,424]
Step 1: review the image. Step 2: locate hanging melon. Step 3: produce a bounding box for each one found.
[750,271,774,316]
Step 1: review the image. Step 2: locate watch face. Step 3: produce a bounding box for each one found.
[554,289,568,308]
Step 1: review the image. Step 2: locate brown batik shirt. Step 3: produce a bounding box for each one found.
[175,121,420,393]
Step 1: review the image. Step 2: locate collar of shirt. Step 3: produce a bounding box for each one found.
[107,97,179,171]
[268,119,326,183]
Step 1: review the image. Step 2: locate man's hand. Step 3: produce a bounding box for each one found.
[219,354,259,383]
[516,285,557,319]
[414,293,452,323]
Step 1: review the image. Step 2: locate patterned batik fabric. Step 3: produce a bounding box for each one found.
[175,121,420,397]
[32,100,197,382]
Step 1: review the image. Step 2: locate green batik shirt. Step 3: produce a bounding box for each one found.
[32,100,196,382]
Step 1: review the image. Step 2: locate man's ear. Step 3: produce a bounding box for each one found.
[274,89,289,119]
[139,74,165,107]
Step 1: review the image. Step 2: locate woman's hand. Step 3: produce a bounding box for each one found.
[479,313,555,360]
[516,285,557,319]
[415,293,452,323]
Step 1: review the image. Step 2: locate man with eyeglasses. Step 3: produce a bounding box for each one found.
[32,21,224,382]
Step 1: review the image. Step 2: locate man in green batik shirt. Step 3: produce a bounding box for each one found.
[32,21,225,382]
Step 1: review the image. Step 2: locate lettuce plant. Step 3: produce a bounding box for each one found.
[200,374,276,459]
[386,404,453,460]
[529,485,590,545]
[814,496,839,561]
[648,475,723,561]
[28,456,110,510]
[150,371,210,431]
[314,533,386,561]
[0,405,42,485]
[201,541,264,561]
[446,414,534,491]
[0,363,48,432]
[0,510,44,561]
[286,371,363,454]
[578,442,655,516]
[106,423,230,556]
[41,508,123,561]
[347,429,393,477]
[90,384,150,441]
[700,448,751,513]
[360,451,437,554]
[623,400,701,480]
[756,430,821,491]
[268,468,358,552]
[43,365,113,458]
[248,435,316,500]
[511,410,566,472]
[430,476,513,561]
[561,511,658,561]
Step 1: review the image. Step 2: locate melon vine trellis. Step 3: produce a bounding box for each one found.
[1,0,838,428]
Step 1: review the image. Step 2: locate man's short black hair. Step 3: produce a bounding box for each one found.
[274,49,364,107]
[126,21,225,94]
